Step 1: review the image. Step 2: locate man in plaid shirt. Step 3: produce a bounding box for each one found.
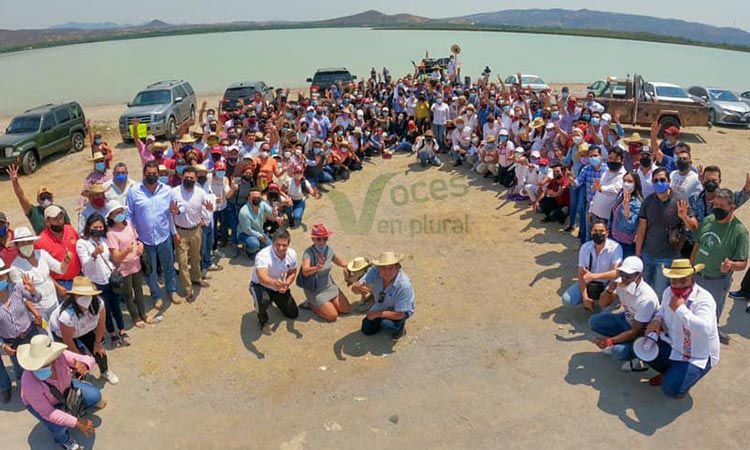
[571,146,607,243]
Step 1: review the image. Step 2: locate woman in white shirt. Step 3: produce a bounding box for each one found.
[283,167,316,228]
[76,214,129,348]
[50,276,119,384]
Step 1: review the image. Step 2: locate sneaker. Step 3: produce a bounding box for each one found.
[719,330,731,345]
[648,373,664,386]
[102,370,119,385]
[729,290,749,300]
[62,437,84,450]
[392,326,407,340]
[621,358,648,372]
[261,324,273,336]
[208,263,223,271]
[562,226,574,233]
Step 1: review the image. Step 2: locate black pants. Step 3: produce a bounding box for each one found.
[540,197,567,222]
[739,268,750,295]
[498,165,515,187]
[250,283,298,326]
[55,330,108,373]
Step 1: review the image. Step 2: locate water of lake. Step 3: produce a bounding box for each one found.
[1,27,749,115]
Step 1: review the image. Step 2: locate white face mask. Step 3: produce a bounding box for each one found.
[625,279,639,296]
[623,181,635,193]
[19,245,34,258]
[572,136,584,145]
[76,296,93,309]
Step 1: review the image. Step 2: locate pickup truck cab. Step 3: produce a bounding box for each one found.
[0,102,87,175]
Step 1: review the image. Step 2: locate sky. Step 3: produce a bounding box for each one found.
[1,0,748,30]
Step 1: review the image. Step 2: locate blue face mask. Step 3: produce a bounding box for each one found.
[176,166,185,175]
[0,279,8,291]
[94,138,102,145]
[216,171,226,178]
[113,213,127,223]
[499,136,508,143]
[158,176,169,184]
[313,148,321,155]
[306,112,314,118]
[114,173,128,184]
[34,366,52,381]
[95,162,106,172]
[0,225,7,238]
[285,112,293,119]
[503,106,510,112]
[591,118,600,126]
[589,156,602,167]
[653,180,670,194]
[608,135,615,144]
[551,111,560,120]
[539,166,549,174]
[582,114,591,121]
[314,245,328,252]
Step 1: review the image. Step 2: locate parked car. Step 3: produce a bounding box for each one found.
[0,102,87,175]
[504,74,551,93]
[687,86,750,126]
[220,81,274,114]
[306,68,357,95]
[739,91,750,107]
[587,79,627,98]
[118,80,196,141]
[643,82,695,104]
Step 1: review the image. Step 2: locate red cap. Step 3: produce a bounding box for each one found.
[664,126,680,136]
[539,158,549,166]
[214,161,226,170]
[211,144,223,154]
[311,223,333,238]
[267,182,280,192]
[293,166,304,175]
[408,120,417,130]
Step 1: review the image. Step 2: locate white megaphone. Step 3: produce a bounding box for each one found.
[633,332,659,362]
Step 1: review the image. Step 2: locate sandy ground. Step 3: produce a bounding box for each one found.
[1,93,750,449]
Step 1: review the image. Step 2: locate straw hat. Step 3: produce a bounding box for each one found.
[529,117,546,129]
[87,184,104,194]
[9,226,39,244]
[16,334,67,371]
[67,276,102,296]
[662,259,705,279]
[158,164,174,175]
[150,142,168,152]
[347,256,371,273]
[88,152,106,161]
[623,132,646,144]
[0,259,11,276]
[423,130,435,138]
[372,251,403,267]
[311,223,334,238]
[177,134,196,144]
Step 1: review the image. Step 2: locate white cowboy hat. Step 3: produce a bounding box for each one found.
[16,334,67,371]
[67,276,102,296]
[9,226,39,244]
[347,257,371,273]
[0,259,11,276]
[372,251,403,267]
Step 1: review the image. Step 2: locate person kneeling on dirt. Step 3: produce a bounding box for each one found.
[19,334,105,450]
[415,130,441,167]
[353,252,414,340]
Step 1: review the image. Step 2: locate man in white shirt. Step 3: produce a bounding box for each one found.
[645,259,720,398]
[103,162,135,206]
[523,154,553,204]
[449,117,472,167]
[670,151,703,200]
[250,229,299,335]
[589,147,626,221]
[195,165,222,276]
[591,256,659,372]
[430,96,450,151]
[172,167,213,301]
[636,147,655,198]
[562,218,623,309]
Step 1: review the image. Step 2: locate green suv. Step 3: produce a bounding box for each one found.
[0,102,87,175]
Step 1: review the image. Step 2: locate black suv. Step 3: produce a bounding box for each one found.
[0,102,87,174]
[221,81,274,114]
[306,68,357,95]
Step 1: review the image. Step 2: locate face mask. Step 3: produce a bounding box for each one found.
[539,166,549,174]
[591,118,600,126]
[197,176,207,185]
[216,171,226,178]
[713,207,730,221]
[701,180,718,193]
[176,166,185,175]
[49,224,64,233]
[625,279,639,296]
[676,160,690,172]
[260,151,270,158]
[436,99,443,104]
[183,179,195,189]
[337,130,344,136]
[34,367,52,381]
[114,213,127,223]
[95,162,106,172]
[0,225,7,238]
[607,161,622,172]
[314,244,328,252]
[562,93,569,99]
[554,173,563,180]
[639,157,652,168]
[471,138,479,144]
[285,112,293,119]
[283,152,291,159]
[94,138,102,145]
[503,106,510,112]
[145,174,159,185]
[91,198,106,209]
[608,135,615,144]
[499,136,508,143]
[589,156,601,167]
[592,232,606,245]
[623,181,635,193]
[325,142,333,148]
[228,135,237,141]
[76,295,93,309]
[306,112,314,118]
[572,136,583,145]
[295,149,303,156]
[457,125,465,130]
[242,174,253,182]
[228,156,238,164]
[158,176,169,184]
[114,173,128,184]
[552,111,560,120]
[653,180,670,194]
[19,245,34,258]
[0,279,8,291]
[251,198,262,206]
[91,229,106,238]
[582,114,591,122]
[670,285,693,299]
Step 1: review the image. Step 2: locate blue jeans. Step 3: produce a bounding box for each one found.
[289,199,306,227]
[225,202,240,246]
[200,225,214,271]
[95,283,124,334]
[562,283,584,307]
[395,142,413,152]
[578,197,590,244]
[433,124,446,150]
[144,237,177,300]
[641,252,673,301]
[568,185,583,229]
[361,317,406,336]
[647,339,713,397]
[26,379,101,445]
[589,312,634,361]
[0,326,40,391]
[239,232,270,258]
[418,151,441,166]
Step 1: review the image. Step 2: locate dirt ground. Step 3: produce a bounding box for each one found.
[1,94,749,450]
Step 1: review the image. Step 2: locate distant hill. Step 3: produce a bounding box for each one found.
[310,9,430,27]
[51,22,129,30]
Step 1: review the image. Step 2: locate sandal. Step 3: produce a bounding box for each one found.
[143,315,155,325]
[111,335,122,348]
[119,332,132,347]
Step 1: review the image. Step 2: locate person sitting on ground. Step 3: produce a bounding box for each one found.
[298,224,351,322]
[523,154,552,208]
[591,256,659,372]
[644,259,720,398]
[539,163,570,223]
[19,334,105,450]
[414,130,441,167]
[562,218,623,310]
[475,135,500,179]
[249,229,299,336]
[353,251,414,340]
[6,165,71,234]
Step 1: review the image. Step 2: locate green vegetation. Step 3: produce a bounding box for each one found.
[2,21,749,55]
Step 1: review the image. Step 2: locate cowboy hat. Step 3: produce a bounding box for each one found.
[16,334,67,371]
[150,142,169,152]
[347,256,371,273]
[311,223,334,238]
[423,130,435,138]
[88,152,106,161]
[177,134,197,144]
[529,117,546,129]
[372,251,403,267]
[623,132,646,144]
[87,184,105,194]
[67,276,102,296]
[157,164,174,175]
[9,226,39,244]
[662,259,705,279]
[0,259,11,276]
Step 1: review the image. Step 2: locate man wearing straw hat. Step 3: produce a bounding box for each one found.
[77,184,110,236]
[18,334,104,450]
[644,259,720,398]
[352,251,414,340]
[78,151,112,211]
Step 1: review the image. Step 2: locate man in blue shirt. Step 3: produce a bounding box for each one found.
[353,252,415,339]
[126,160,186,308]
[571,146,607,243]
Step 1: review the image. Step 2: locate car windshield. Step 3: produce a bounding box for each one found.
[132,89,171,106]
[225,87,256,99]
[655,86,689,98]
[708,89,739,102]
[522,76,545,85]
[7,115,41,133]
[314,73,352,84]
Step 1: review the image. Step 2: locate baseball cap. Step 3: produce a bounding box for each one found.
[530,150,541,158]
[619,256,644,275]
[211,145,223,155]
[538,158,549,166]
[43,205,63,220]
[214,161,227,171]
[146,135,156,142]
[0,212,7,223]
[37,186,53,197]
[664,126,680,136]
[499,129,509,136]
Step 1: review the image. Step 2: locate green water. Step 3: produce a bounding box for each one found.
[1,27,749,115]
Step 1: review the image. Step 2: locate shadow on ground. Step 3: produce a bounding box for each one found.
[333,330,395,361]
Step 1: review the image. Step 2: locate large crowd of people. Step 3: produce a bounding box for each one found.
[0,58,748,448]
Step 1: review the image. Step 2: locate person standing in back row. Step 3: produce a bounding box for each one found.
[6,165,71,235]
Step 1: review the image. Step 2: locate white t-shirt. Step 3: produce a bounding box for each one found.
[577,239,623,283]
[589,168,626,219]
[637,167,655,198]
[431,103,450,125]
[76,237,113,286]
[172,185,209,229]
[251,246,298,290]
[615,280,659,324]
[669,170,703,200]
[49,298,104,338]
[284,177,311,201]
[10,250,62,315]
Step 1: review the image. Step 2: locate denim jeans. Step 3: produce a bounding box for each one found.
[578,197,589,244]
[562,282,584,307]
[213,209,225,249]
[418,151,441,166]
[224,202,240,246]
[361,317,406,336]
[0,325,40,391]
[289,199,306,228]
[588,312,634,361]
[395,141,413,152]
[95,283,124,334]
[26,379,102,445]
[200,224,214,271]
[641,252,673,301]
[432,124,446,150]
[647,339,713,397]
[568,185,583,229]
[238,232,270,258]
[694,273,732,321]
[144,237,177,300]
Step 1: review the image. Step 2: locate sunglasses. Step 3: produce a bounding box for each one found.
[653,178,668,183]
[377,290,386,303]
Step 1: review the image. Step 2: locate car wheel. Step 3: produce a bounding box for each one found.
[709,109,717,125]
[71,132,85,152]
[21,150,39,175]
[167,116,177,139]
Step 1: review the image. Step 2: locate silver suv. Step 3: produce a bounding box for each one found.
[118,80,196,141]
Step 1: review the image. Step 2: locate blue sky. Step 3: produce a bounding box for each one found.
[0,0,747,30]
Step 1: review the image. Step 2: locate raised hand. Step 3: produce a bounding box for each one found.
[677,199,689,220]
[21,273,36,295]
[6,164,19,180]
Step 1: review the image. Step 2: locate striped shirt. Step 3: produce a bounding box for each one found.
[0,284,38,345]
[575,163,608,203]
